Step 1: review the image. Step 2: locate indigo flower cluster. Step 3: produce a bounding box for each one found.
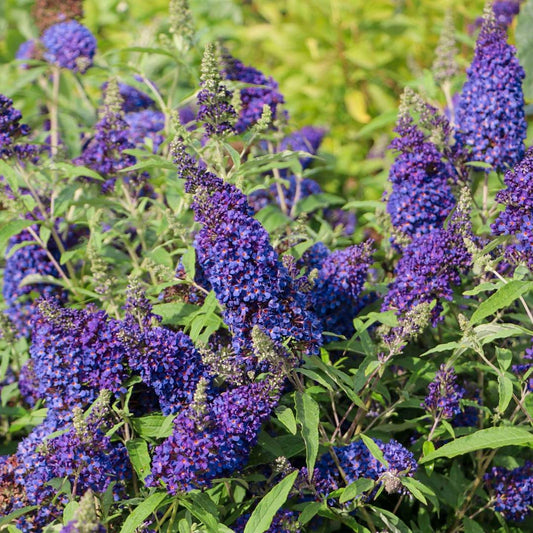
[455,11,526,173]
[11,394,130,529]
[383,224,471,325]
[493,1,522,27]
[126,322,211,415]
[125,110,165,152]
[42,20,97,74]
[492,148,533,269]
[278,125,326,168]
[223,52,285,133]
[312,439,417,499]
[386,109,455,241]
[75,80,137,192]
[307,241,373,339]
[0,94,39,161]
[118,80,155,112]
[423,364,464,419]
[15,40,39,68]
[148,380,280,492]
[2,228,66,338]
[175,142,322,365]
[485,462,533,521]
[30,300,128,416]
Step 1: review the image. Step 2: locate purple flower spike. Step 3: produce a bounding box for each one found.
[423,364,464,419]
[174,142,322,367]
[455,11,526,173]
[485,462,533,522]
[223,53,285,133]
[492,149,533,269]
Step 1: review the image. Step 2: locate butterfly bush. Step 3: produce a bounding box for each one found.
[2,2,533,531]
[492,148,533,268]
[42,21,97,74]
[175,141,322,367]
[455,9,526,173]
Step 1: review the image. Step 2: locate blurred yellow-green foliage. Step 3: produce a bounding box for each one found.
[0,0,498,199]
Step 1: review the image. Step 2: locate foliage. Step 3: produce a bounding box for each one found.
[0,1,532,533]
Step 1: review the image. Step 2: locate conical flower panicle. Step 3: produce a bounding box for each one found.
[455,8,526,173]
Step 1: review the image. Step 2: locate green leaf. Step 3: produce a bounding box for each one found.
[62,501,79,525]
[463,281,503,296]
[497,374,513,413]
[275,405,297,435]
[420,427,533,464]
[360,434,389,469]
[400,477,436,506]
[254,204,291,233]
[463,517,485,533]
[0,220,35,253]
[0,506,39,527]
[181,247,196,280]
[470,281,533,325]
[298,501,323,525]
[295,392,320,478]
[179,492,221,533]
[421,342,458,357]
[243,470,299,533]
[496,347,513,371]
[126,439,152,481]
[131,415,174,438]
[120,492,167,533]
[339,478,374,503]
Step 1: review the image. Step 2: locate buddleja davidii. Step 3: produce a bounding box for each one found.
[455,2,526,174]
[173,139,323,369]
[385,88,458,244]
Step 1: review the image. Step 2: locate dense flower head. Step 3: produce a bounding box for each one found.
[0,94,39,161]
[382,226,471,325]
[279,126,326,168]
[423,364,464,419]
[174,143,322,366]
[222,52,285,133]
[493,1,521,27]
[297,242,330,272]
[118,80,155,112]
[455,12,526,173]
[15,40,39,68]
[148,380,279,493]
[386,113,455,241]
[75,80,138,192]
[125,109,165,152]
[313,439,417,499]
[14,395,130,528]
[485,462,533,521]
[42,21,97,74]
[41,406,130,498]
[307,241,373,339]
[19,359,39,407]
[30,300,128,415]
[126,323,211,415]
[2,227,67,338]
[492,148,533,269]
